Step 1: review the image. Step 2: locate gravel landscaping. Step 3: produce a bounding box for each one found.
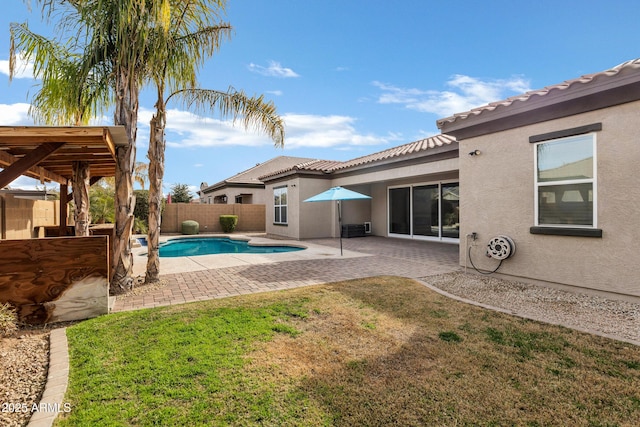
[1,271,639,426]
[421,271,640,344]
[0,330,49,427]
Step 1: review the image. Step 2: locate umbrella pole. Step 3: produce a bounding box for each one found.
[338,200,343,256]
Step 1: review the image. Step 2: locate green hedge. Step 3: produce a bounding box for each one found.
[219,215,238,233]
[181,220,200,235]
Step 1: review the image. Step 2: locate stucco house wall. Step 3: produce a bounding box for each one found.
[458,100,640,298]
[261,137,459,241]
[265,177,337,239]
[201,187,263,205]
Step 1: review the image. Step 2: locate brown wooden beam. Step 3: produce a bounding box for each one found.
[103,128,118,160]
[0,142,65,188]
[0,126,108,144]
[0,148,68,185]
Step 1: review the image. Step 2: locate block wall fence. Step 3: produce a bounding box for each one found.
[0,196,266,238]
[0,195,62,240]
[161,203,266,234]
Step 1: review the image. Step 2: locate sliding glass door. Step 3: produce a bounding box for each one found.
[388,182,459,241]
[389,187,410,235]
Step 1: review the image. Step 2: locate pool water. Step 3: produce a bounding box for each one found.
[157,237,304,257]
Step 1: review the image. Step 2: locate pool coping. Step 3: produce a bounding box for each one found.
[131,233,369,277]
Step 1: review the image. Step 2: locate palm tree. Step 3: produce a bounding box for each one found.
[133,162,149,190]
[143,1,284,283]
[15,0,285,289]
[14,0,174,293]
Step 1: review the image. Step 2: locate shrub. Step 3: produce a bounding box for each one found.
[181,220,199,235]
[0,303,18,337]
[219,215,238,233]
[133,189,149,224]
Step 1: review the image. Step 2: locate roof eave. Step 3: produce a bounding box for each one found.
[332,142,459,174]
[438,65,640,139]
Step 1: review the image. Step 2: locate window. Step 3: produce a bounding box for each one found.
[274,186,287,225]
[535,133,596,227]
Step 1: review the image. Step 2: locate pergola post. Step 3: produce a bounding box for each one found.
[72,161,91,236]
[59,184,69,236]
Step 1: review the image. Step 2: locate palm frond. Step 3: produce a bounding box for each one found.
[169,87,285,147]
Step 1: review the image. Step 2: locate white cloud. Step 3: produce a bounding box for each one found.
[373,74,531,117]
[266,90,283,96]
[4,175,56,191]
[0,103,33,125]
[281,114,398,148]
[0,53,36,79]
[138,107,396,150]
[248,61,299,78]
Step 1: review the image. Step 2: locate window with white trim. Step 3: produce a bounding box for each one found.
[535,133,596,227]
[273,186,288,225]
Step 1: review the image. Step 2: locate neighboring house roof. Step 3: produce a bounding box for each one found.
[437,58,640,138]
[0,188,50,200]
[260,134,457,181]
[200,156,316,193]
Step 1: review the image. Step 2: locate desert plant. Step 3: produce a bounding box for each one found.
[219,215,238,233]
[181,220,199,235]
[0,303,18,337]
[134,217,148,234]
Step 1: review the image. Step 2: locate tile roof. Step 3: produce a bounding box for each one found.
[331,134,456,171]
[259,134,457,180]
[437,58,640,129]
[201,156,315,191]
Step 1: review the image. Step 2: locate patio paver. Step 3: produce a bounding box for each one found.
[114,236,460,312]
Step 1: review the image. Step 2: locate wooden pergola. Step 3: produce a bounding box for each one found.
[0,125,128,235]
[0,126,130,324]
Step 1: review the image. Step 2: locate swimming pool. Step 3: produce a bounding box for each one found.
[156,237,304,257]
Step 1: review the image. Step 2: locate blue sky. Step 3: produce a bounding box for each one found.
[1,0,639,196]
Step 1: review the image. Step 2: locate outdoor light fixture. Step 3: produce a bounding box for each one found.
[468,149,481,156]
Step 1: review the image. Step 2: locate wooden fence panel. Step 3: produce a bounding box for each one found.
[0,236,109,324]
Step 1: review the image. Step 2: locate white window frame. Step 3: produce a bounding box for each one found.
[273,186,288,225]
[534,133,597,228]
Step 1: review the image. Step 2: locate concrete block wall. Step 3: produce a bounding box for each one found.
[161,203,265,233]
[1,195,60,239]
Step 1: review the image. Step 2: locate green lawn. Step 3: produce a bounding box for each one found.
[56,276,640,426]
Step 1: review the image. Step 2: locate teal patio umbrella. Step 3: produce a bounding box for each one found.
[304,186,371,255]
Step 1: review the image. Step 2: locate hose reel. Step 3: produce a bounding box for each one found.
[486,235,516,260]
[467,234,516,275]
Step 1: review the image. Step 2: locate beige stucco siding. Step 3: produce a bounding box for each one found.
[265,177,337,239]
[265,153,459,241]
[460,100,640,297]
[202,187,265,204]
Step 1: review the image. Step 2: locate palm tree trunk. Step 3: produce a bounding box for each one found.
[72,161,90,236]
[145,95,166,283]
[111,68,138,294]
